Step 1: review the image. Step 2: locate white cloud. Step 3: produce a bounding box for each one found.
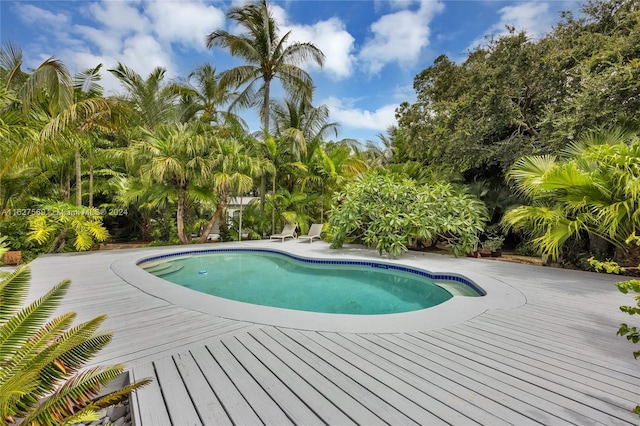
[359,1,444,74]
[496,2,554,38]
[14,1,229,94]
[146,1,225,50]
[468,2,555,50]
[323,96,397,131]
[87,1,150,36]
[284,18,356,79]
[14,4,70,28]
[263,5,356,80]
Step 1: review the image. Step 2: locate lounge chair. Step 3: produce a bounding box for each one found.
[298,223,323,243]
[270,223,297,242]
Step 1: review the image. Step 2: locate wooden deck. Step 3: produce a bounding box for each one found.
[25,244,640,425]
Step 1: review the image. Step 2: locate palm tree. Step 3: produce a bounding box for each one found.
[131,122,214,244]
[502,127,640,263]
[197,137,273,243]
[175,63,244,128]
[206,0,324,209]
[108,63,179,129]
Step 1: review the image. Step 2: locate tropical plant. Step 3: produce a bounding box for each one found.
[27,203,109,253]
[206,0,324,209]
[108,63,179,129]
[175,63,244,128]
[206,0,324,132]
[0,266,150,425]
[502,127,640,263]
[329,172,488,257]
[197,136,272,243]
[131,122,215,244]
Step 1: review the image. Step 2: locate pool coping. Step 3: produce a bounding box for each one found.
[111,241,526,333]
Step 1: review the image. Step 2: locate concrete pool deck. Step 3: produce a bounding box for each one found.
[25,241,640,425]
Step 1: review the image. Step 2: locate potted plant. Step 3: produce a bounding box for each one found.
[483,236,504,257]
[0,235,20,266]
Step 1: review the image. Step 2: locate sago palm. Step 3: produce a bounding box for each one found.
[0,266,150,425]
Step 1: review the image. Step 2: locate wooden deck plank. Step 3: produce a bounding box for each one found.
[206,341,295,425]
[444,324,639,409]
[255,328,384,425]
[271,328,439,425]
[423,330,637,425]
[356,333,539,426]
[394,333,598,425]
[235,331,363,425]
[130,363,173,426]
[472,315,639,375]
[153,356,203,425]
[455,321,640,397]
[22,246,640,426]
[317,332,484,425]
[172,351,233,426]
[189,345,263,426]
[223,337,327,425]
[375,333,566,426]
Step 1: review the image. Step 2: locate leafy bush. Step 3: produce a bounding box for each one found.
[27,203,109,253]
[0,266,150,425]
[328,172,488,257]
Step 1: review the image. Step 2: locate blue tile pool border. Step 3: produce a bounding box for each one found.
[137,248,487,296]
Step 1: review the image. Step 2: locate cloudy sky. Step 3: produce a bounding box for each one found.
[1,0,580,143]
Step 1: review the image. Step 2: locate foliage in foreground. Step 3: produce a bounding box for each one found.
[328,172,488,257]
[589,234,640,417]
[0,266,150,425]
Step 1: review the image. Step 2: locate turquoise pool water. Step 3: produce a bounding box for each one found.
[141,250,469,315]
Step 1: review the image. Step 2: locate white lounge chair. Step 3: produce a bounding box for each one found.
[270,223,297,242]
[298,223,323,243]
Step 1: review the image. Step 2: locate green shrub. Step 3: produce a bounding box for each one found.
[329,172,488,257]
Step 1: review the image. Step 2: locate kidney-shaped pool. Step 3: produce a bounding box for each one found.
[138,248,484,315]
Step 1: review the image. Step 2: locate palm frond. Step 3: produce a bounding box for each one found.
[0,278,70,357]
[0,266,31,325]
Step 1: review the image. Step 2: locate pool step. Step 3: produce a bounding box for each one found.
[435,281,481,297]
[155,264,183,276]
[142,262,174,273]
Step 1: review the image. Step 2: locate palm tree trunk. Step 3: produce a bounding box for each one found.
[176,185,189,244]
[260,175,266,212]
[88,164,94,208]
[75,146,82,206]
[64,173,71,201]
[238,198,243,241]
[271,174,276,234]
[198,185,229,244]
[260,79,272,213]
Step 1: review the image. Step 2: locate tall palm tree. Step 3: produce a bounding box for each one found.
[206,0,324,210]
[206,0,324,131]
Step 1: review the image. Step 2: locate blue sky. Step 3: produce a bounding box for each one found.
[1,0,581,143]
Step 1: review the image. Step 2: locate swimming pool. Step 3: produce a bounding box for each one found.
[139,248,483,315]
